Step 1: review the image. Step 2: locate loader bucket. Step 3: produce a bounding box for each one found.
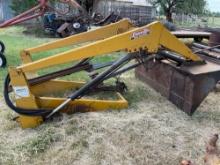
[135,58,220,115]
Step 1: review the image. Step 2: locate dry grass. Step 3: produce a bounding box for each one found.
[0,25,220,165]
[0,72,220,165]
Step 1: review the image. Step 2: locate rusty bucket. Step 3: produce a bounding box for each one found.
[135,56,220,115]
[209,28,220,46]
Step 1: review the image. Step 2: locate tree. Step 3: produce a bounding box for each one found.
[152,0,207,22]
[152,0,184,22]
[76,0,95,12]
[212,12,220,17]
[176,0,207,15]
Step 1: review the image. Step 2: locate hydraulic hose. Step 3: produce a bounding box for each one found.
[4,74,51,117]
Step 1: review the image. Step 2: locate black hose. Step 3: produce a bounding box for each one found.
[4,74,51,117]
[68,54,133,100]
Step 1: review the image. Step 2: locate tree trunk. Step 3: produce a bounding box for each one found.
[165,9,173,22]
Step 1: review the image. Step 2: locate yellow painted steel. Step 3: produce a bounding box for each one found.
[8,20,203,128]
[8,69,128,128]
[18,21,202,72]
[23,19,134,55]
[37,94,128,112]
[16,94,128,129]
[9,68,44,128]
[31,80,85,96]
[16,116,43,129]
[30,81,128,112]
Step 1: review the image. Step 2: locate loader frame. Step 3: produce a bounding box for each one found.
[5,19,206,128]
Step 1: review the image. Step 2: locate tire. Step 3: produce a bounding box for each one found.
[0,53,7,68]
[0,41,5,53]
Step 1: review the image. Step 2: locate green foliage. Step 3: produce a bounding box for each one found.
[176,0,207,15]
[212,12,220,17]
[10,0,37,15]
[152,0,207,21]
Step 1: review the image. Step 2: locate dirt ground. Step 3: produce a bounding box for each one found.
[0,73,220,165]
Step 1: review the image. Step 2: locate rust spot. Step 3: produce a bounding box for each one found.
[65,104,94,114]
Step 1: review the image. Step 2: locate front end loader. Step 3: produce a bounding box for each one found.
[3,19,220,128]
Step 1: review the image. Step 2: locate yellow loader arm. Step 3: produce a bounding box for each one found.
[21,19,134,63]
[19,21,201,72]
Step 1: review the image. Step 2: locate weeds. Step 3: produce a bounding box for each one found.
[17,128,61,157]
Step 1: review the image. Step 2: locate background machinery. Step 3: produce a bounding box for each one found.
[4,19,220,128]
[0,41,6,67]
[0,0,90,37]
[43,0,90,37]
[0,0,89,67]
